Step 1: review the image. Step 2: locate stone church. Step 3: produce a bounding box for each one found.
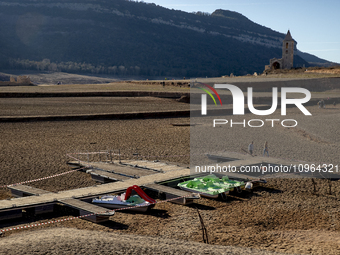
[265,30,295,70]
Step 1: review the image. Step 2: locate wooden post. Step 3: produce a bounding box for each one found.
[311,178,317,194]
[328,179,332,195]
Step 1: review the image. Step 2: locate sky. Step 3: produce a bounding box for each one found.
[141,0,340,64]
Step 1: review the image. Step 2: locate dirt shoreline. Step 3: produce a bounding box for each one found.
[0,228,294,255]
[1,79,340,254]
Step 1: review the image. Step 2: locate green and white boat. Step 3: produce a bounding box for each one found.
[195,175,245,191]
[177,178,228,198]
[177,175,244,198]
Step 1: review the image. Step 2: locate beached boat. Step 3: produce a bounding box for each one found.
[177,178,230,198]
[195,175,245,191]
[177,175,245,198]
[92,185,156,212]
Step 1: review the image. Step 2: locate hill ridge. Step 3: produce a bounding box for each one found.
[0,0,332,76]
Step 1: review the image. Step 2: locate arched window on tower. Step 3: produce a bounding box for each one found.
[286,43,289,49]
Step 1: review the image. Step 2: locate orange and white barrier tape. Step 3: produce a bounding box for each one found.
[67,152,190,158]
[0,168,85,188]
[68,151,110,155]
[66,154,93,167]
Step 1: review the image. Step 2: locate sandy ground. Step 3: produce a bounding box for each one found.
[0,228,292,255]
[0,97,188,116]
[190,105,340,167]
[0,82,340,254]
[0,71,128,85]
[2,69,340,86]
[0,82,190,92]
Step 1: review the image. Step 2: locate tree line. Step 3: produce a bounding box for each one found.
[8,58,142,76]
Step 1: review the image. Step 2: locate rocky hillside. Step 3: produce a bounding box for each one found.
[0,0,332,77]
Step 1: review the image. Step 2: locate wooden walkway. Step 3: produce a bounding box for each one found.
[0,160,195,222]
[89,170,131,182]
[69,160,189,183]
[143,183,200,205]
[10,184,52,198]
[90,162,158,177]
[3,153,302,224]
[59,198,115,223]
[121,160,186,172]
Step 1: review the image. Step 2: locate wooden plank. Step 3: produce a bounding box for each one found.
[59,198,113,215]
[121,161,156,168]
[59,198,114,223]
[121,160,141,166]
[206,154,240,162]
[121,161,181,172]
[158,166,185,172]
[0,209,22,221]
[143,183,197,198]
[9,185,52,198]
[134,164,174,171]
[143,183,199,205]
[90,162,156,177]
[34,204,55,215]
[67,161,81,166]
[135,163,163,169]
[90,170,131,181]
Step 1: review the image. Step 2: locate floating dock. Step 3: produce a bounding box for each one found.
[2,151,301,225]
[143,183,200,205]
[0,160,198,223]
[58,198,114,223]
[10,184,52,198]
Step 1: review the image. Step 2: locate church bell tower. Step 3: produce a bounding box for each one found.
[282,30,294,69]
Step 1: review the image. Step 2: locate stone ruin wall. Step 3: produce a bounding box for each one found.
[0,76,31,85]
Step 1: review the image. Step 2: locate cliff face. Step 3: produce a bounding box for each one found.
[0,0,325,76]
